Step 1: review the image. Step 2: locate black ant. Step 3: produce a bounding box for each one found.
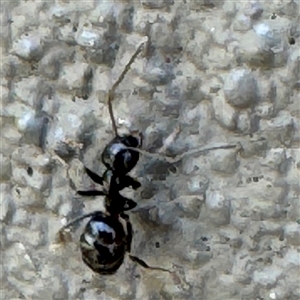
[55,42,171,275]
[54,41,240,276]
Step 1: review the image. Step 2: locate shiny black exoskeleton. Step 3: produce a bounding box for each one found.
[79,210,133,274]
[102,131,143,177]
[79,130,143,203]
[57,175,170,275]
[77,167,140,213]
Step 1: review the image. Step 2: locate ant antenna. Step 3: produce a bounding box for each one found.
[107,42,145,137]
[125,143,240,163]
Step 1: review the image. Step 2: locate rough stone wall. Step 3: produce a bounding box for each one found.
[1,0,299,299]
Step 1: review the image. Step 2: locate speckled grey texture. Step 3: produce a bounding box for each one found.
[1,1,299,299]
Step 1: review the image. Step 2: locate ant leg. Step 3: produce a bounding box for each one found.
[122,198,137,211]
[106,173,140,192]
[122,213,132,253]
[77,167,106,196]
[107,42,145,136]
[77,190,106,196]
[129,255,172,273]
[122,214,172,273]
[84,167,104,185]
[118,175,141,190]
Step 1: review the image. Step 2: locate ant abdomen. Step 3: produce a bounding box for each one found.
[79,212,129,275]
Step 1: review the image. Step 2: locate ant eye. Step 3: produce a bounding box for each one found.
[124,136,139,147]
